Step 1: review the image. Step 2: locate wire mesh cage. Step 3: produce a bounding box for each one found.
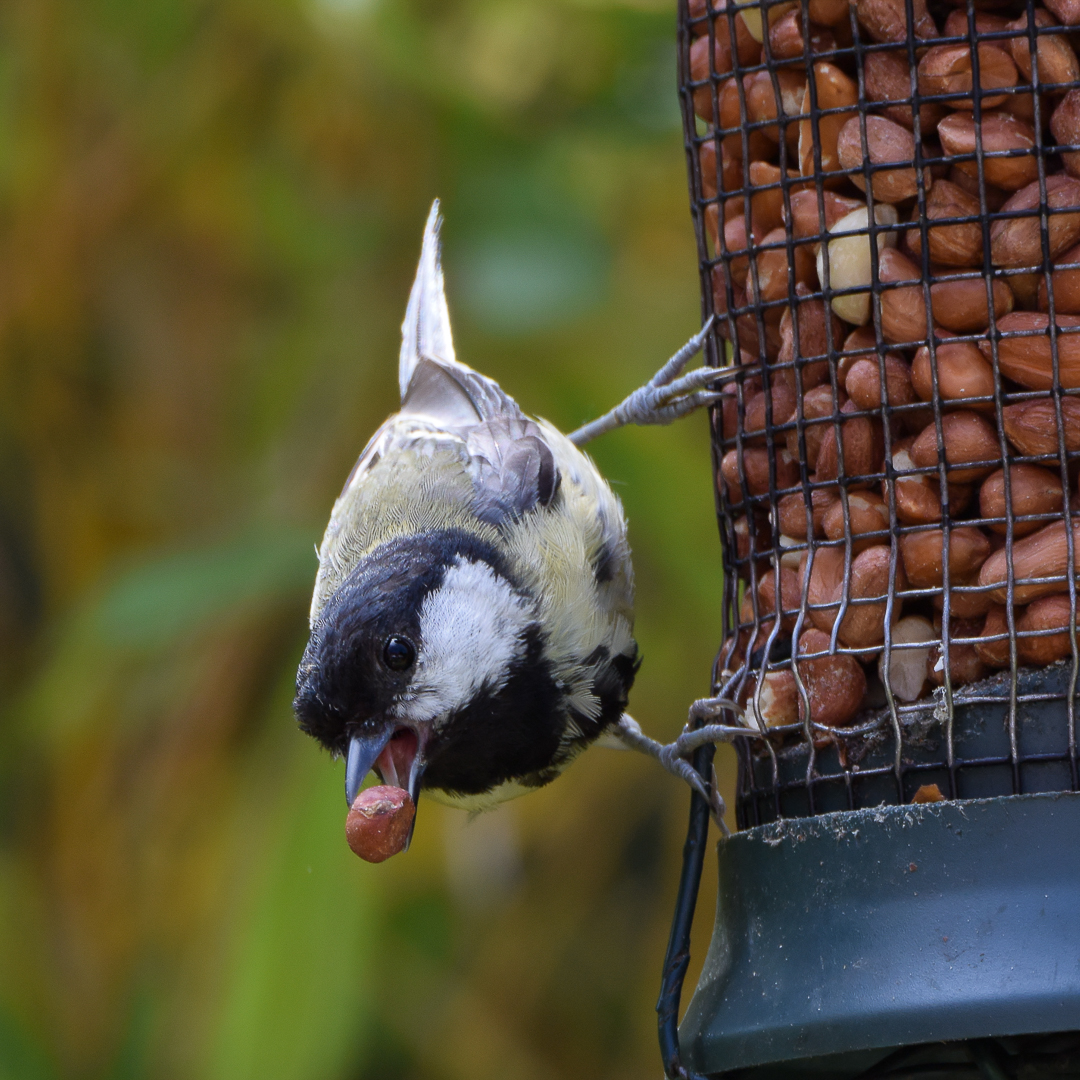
[661,0,1080,1074]
[680,0,1080,826]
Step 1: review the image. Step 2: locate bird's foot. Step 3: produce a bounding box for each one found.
[610,703,760,835]
[568,318,719,446]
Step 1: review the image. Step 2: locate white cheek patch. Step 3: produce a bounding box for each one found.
[395,558,534,725]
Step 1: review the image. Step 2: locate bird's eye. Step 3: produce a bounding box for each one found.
[382,635,416,671]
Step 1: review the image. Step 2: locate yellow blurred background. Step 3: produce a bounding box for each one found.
[0,0,736,1076]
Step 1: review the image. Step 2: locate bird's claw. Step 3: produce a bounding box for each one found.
[567,317,719,446]
[647,316,715,388]
[619,319,719,429]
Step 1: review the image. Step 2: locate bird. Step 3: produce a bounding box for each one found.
[293,200,723,854]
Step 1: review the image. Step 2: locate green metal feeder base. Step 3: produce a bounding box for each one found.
[679,792,1080,1078]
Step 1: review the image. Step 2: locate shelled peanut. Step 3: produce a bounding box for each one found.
[697,0,1080,734]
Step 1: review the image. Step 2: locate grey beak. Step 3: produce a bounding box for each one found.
[407,751,425,806]
[345,728,394,806]
[403,765,422,853]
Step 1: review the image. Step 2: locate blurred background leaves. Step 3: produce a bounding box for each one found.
[0,0,735,1076]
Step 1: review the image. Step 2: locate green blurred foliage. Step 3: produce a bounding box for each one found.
[0,0,735,1076]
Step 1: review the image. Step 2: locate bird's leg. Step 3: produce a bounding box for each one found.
[610,699,765,835]
[610,713,730,834]
[568,317,720,447]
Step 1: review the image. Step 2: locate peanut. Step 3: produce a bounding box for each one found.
[822,490,891,552]
[890,444,974,524]
[975,604,1011,667]
[717,382,741,444]
[346,787,416,863]
[840,325,877,365]
[978,519,1080,603]
[844,353,916,410]
[878,246,929,346]
[1017,593,1077,664]
[745,668,799,728]
[911,341,996,405]
[777,286,844,388]
[906,180,984,268]
[1038,242,1080,314]
[990,176,1080,268]
[713,77,751,153]
[743,382,798,443]
[840,544,906,648]
[1002,396,1080,455]
[880,615,936,702]
[1051,89,1080,179]
[948,165,1009,213]
[917,44,1018,111]
[758,566,801,629]
[733,304,784,361]
[1007,9,1080,89]
[745,227,817,309]
[986,310,1080,389]
[1044,0,1080,25]
[855,0,937,44]
[721,445,801,502]
[690,29,761,120]
[937,113,1039,192]
[998,89,1040,128]
[899,526,993,588]
[802,545,845,631]
[929,275,1014,333]
[910,411,1001,482]
[743,69,806,148]
[798,63,859,183]
[776,487,839,538]
[934,581,995,620]
[911,784,945,803]
[942,10,1012,34]
[814,400,886,484]
[864,48,946,131]
[710,262,743,324]
[699,139,743,201]
[738,0,798,43]
[795,627,867,727]
[809,0,849,26]
[801,543,904,646]
[786,383,847,469]
[836,115,925,204]
[768,9,838,60]
[747,161,809,236]
[817,204,899,325]
[785,189,865,241]
[979,465,1065,536]
[722,214,752,288]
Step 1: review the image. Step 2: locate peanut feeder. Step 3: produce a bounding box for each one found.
[660,0,1080,1075]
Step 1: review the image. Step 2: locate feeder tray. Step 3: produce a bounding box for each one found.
[680,667,1080,1077]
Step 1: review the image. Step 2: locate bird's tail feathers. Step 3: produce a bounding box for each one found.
[397,200,521,428]
[399,200,459,401]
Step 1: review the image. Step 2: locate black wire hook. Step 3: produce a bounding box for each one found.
[657,740,716,1080]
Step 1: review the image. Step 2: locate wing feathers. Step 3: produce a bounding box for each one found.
[393,203,562,525]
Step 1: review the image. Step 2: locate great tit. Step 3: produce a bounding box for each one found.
[294,202,719,842]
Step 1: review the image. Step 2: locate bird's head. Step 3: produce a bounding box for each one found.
[294,529,565,838]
